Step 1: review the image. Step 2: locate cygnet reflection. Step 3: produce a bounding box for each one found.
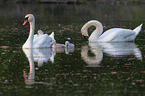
[81,43,103,67]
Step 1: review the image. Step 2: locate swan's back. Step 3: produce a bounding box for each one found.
[33,34,52,48]
[33,30,44,41]
[98,24,142,42]
[99,28,137,42]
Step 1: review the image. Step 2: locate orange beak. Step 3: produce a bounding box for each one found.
[84,36,89,40]
[23,19,28,25]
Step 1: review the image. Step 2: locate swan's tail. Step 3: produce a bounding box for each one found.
[133,23,143,36]
[49,32,54,39]
[49,32,56,42]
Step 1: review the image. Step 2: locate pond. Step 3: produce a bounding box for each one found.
[0,2,145,96]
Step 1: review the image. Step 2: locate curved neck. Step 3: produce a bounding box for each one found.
[23,19,35,48]
[82,20,103,42]
[28,20,35,40]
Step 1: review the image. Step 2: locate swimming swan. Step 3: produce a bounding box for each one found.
[81,20,143,42]
[22,14,54,49]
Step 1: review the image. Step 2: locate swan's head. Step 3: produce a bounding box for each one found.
[81,29,89,40]
[81,20,103,40]
[23,14,35,25]
[81,24,89,40]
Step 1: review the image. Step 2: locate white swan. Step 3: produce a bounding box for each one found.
[81,20,143,42]
[22,14,54,48]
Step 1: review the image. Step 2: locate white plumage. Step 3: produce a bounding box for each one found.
[81,20,143,42]
[22,14,55,49]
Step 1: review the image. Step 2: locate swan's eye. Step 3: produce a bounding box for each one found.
[84,36,89,40]
[23,17,28,25]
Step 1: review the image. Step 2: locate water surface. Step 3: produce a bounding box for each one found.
[0,2,145,96]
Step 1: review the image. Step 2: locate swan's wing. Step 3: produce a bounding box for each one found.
[99,28,136,42]
[34,30,44,41]
[33,34,53,48]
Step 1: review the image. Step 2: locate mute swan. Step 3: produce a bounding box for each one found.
[22,14,54,48]
[81,20,143,42]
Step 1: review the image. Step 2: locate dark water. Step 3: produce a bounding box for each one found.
[0,2,145,96]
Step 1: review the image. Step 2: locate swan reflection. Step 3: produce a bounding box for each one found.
[81,42,142,66]
[23,47,74,67]
[23,48,56,67]
[23,49,35,86]
[33,48,56,66]
[81,43,103,67]
[22,46,74,86]
[98,42,142,60]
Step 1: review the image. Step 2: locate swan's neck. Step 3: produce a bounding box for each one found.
[88,21,103,42]
[23,20,35,48]
[28,21,35,40]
